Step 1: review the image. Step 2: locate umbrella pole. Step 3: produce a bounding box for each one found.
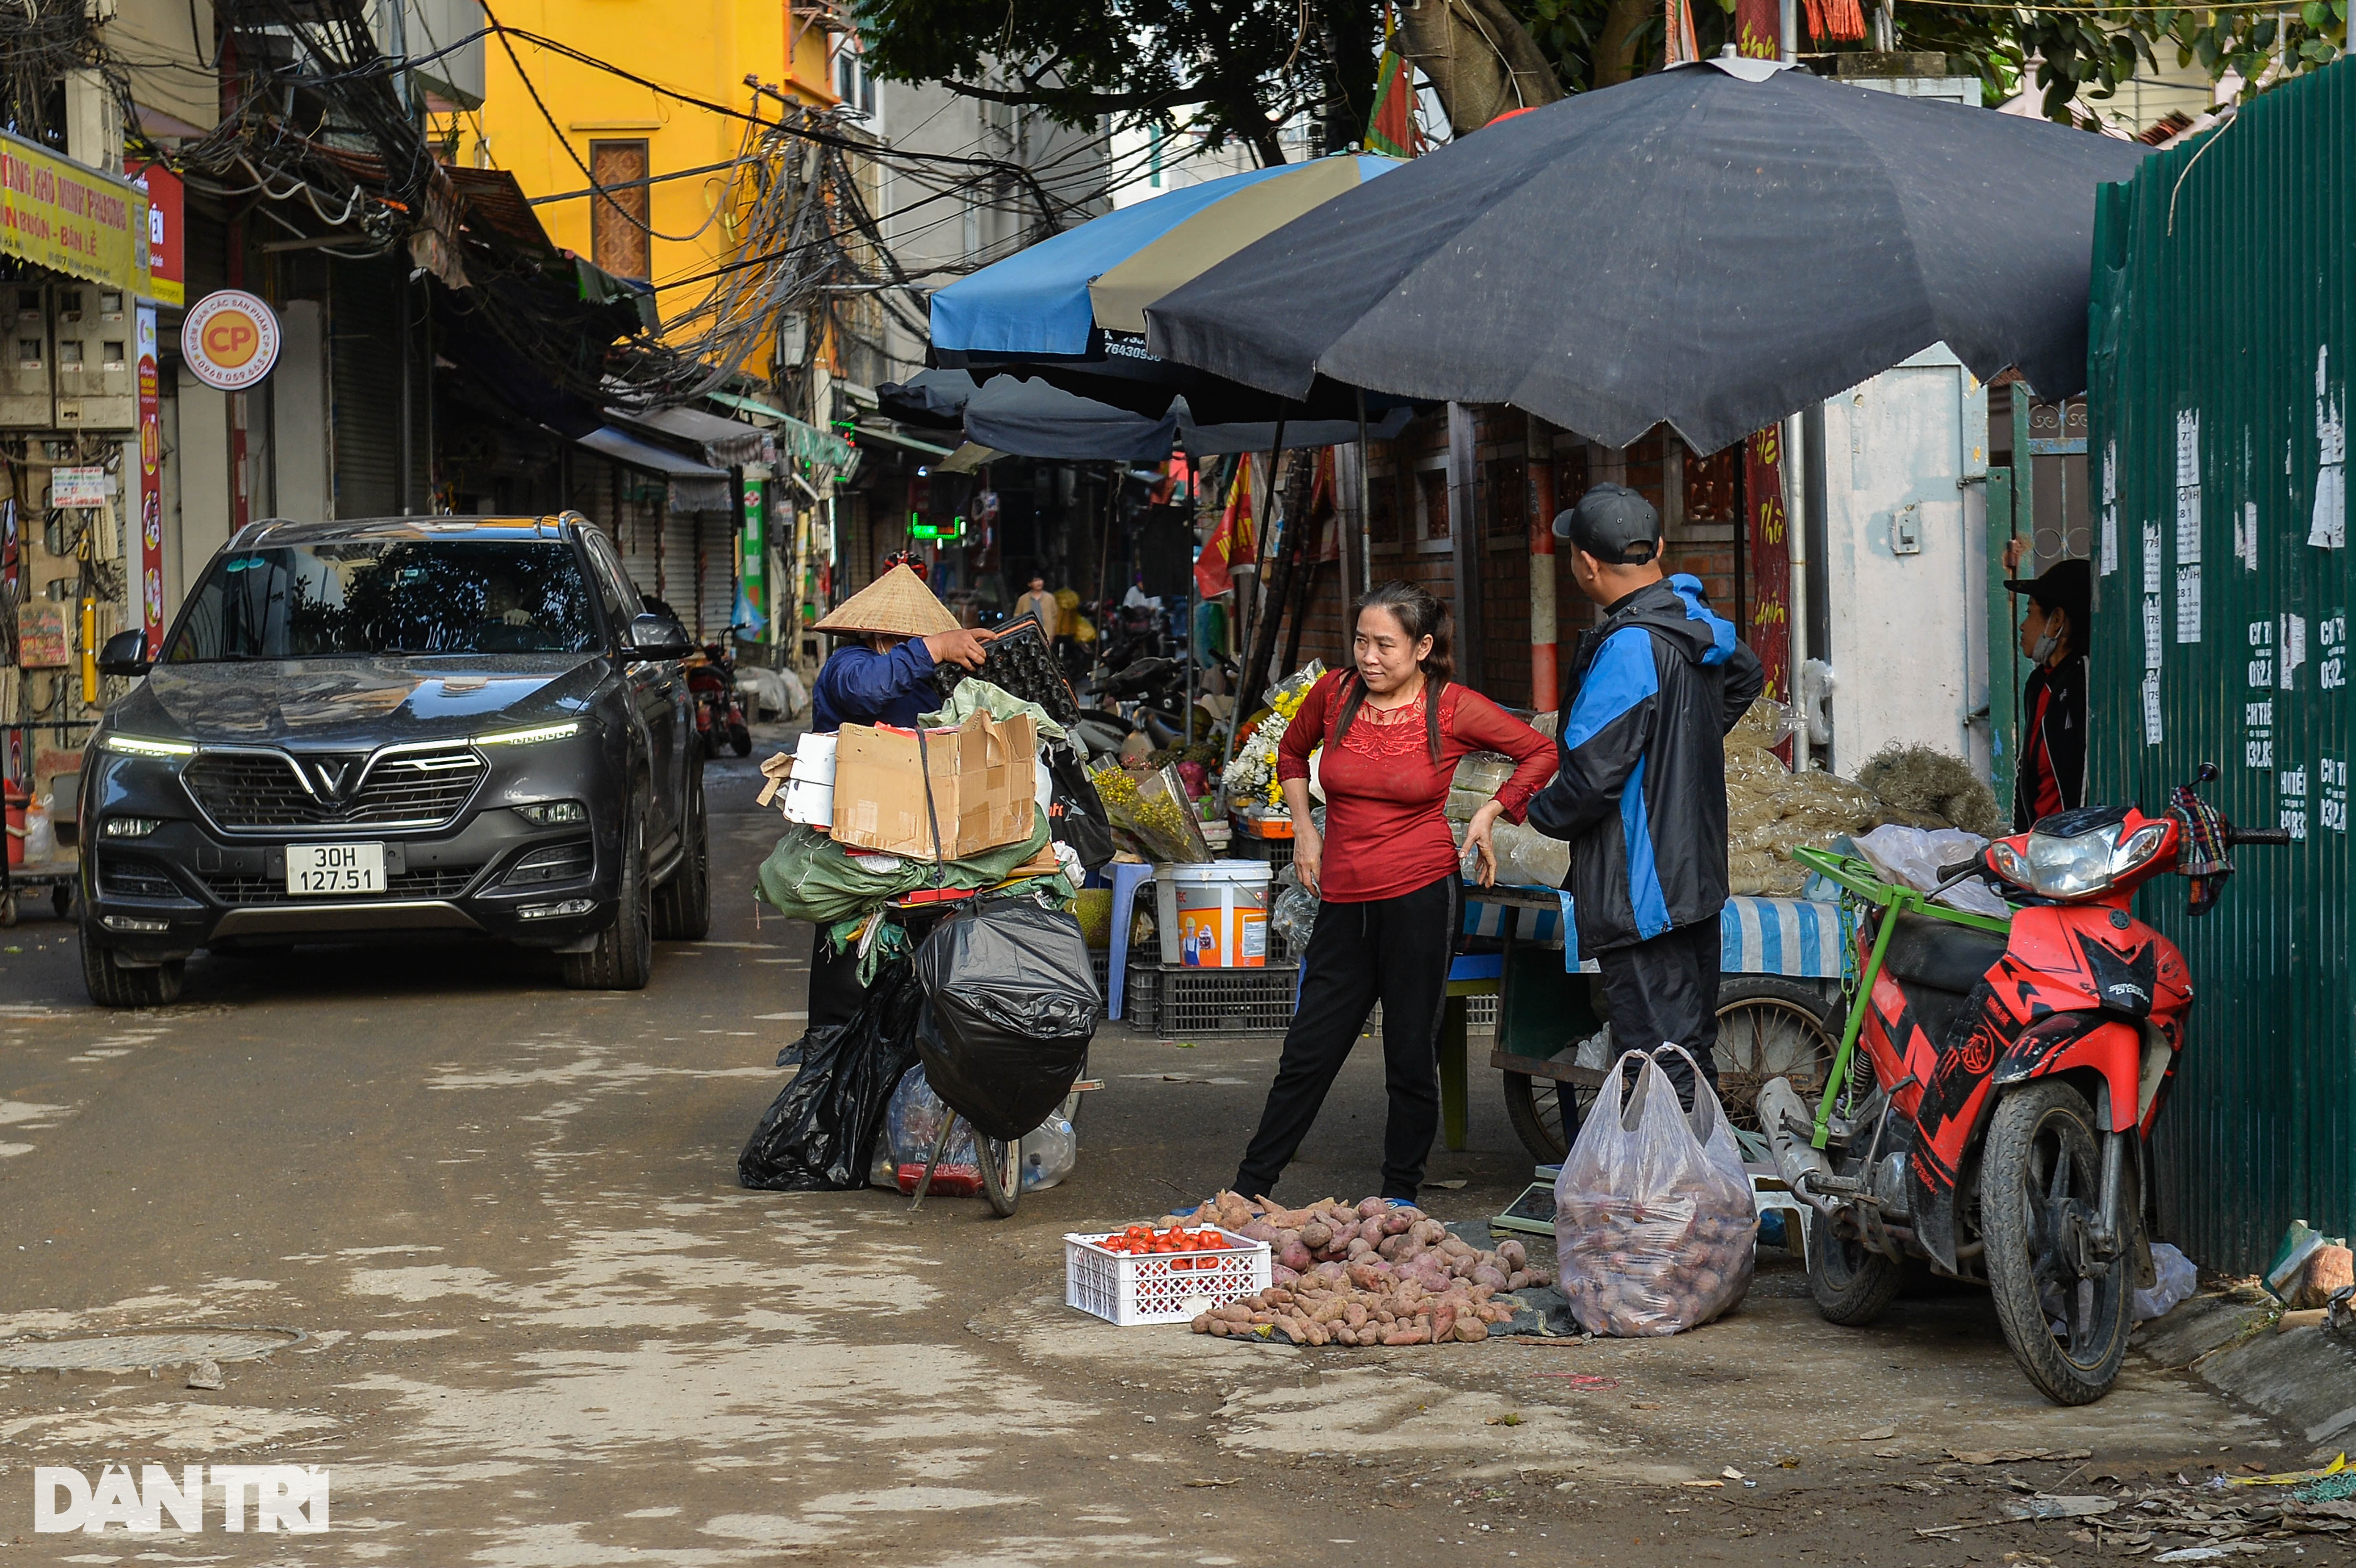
[1355,389,1372,597]
[1222,417,1287,767]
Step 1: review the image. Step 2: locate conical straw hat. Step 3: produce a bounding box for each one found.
[810,563,961,638]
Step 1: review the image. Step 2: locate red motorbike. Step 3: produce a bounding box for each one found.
[1762,766,2288,1403]
[686,643,752,757]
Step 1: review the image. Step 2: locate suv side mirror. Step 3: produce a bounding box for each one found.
[627,613,694,661]
[96,629,151,677]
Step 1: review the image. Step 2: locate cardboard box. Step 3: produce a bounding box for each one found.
[832,709,1036,860]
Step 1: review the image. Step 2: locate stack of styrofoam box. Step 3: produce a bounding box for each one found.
[782,731,837,828]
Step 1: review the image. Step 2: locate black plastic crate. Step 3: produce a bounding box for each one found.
[1089,946,1111,1000]
[1225,820,1296,871]
[1124,961,1299,1035]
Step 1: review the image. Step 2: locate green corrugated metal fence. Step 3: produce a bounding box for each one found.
[2088,58,2356,1272]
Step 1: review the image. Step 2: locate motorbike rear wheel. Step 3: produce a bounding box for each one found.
[1981,1080,2137,1405]
[1805,1206,1904,1325]
[977,1132,1021,1217]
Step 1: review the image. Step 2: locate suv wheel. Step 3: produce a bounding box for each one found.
[81,921,183,1008]
[561,790,654,991]
[654,756,712,941]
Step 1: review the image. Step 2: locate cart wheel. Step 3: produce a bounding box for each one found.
[0,892,16,928]
[1501,1071,1590,1165]
[977,1132,1021,1217]
[1713,977,1840,1132]
[51,883,73,920]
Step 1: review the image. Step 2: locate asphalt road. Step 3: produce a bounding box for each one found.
[0,740,2329,1564]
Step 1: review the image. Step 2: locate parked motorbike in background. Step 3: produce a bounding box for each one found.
[1074,596,1192,753]
[687,643,752,757]
[1760,766,2287,1404]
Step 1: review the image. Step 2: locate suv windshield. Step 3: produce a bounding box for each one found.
[168,539,598,661]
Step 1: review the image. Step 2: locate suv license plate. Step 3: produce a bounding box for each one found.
[287,842,386,895]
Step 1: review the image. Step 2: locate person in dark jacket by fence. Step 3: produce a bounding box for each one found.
[1526,484,1764,1107]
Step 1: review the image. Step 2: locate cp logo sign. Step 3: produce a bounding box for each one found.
[182,290,280,390]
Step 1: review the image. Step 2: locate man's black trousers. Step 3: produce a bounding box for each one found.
[1233,872,1462,1203]
[1595,917,1722,1107]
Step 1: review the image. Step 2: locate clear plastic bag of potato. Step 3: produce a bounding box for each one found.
[1553,1046,1757,1336]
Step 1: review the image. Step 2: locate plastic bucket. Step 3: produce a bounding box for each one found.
[3,785,26,870]
[1167,860,1272,969]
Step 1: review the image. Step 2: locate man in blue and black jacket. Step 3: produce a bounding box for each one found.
[1527,484,1764,1106]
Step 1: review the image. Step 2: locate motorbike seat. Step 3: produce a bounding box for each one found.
[1882,912,2009,996]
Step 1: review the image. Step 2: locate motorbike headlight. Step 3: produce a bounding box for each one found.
[2021,822,2125,898]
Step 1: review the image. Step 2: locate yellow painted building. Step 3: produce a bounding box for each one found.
[466,1,842,322]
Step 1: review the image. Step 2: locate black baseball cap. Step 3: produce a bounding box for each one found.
[2004,558,2091,622]
[1551,483,1661,565]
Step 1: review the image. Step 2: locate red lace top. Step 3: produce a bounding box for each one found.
[1276,672,1557,903]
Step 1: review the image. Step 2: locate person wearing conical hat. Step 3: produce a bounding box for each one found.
[794,562,991,1049]
[809,562,989,733]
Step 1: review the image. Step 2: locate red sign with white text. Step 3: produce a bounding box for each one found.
[124,160,183,307]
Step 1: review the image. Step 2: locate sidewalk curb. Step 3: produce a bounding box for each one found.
[2136,1290,2356,1457]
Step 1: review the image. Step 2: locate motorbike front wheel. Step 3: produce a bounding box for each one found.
[1981,1080,2137,1405]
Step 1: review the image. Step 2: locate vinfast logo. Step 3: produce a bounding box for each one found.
[33,1464,329,1533]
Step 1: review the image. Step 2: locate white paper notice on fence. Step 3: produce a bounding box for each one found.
[2100,442,2120,575]
[2310,463,2346,551]
[2282,612,2309,689]
[2177,409,2202,488]
[2239,500,2261,570]
[2142,671,2164,746]
[2177,485,2203,563]
[2175,565,2202,643]
[2143,519,2163,584]
[2143,594,2164,670]
[2315,347,2346,550]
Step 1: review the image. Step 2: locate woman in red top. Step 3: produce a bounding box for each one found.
[1232,581,1556,1203]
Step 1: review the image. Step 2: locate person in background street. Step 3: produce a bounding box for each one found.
[810,563,990,733]
[1230,581,1555,1204]
[2001,550,2089,832]
[1526,484,1764,1109]
[800,564,990,1039]
[1017,574,1060,637]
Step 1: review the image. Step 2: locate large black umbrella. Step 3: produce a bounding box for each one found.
[878,370,1412,461]
[1145,57,2152,454]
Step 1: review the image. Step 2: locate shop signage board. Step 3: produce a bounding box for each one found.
[0,128,153,299]
[16,601,68,667]
[181,291,281,391]
[137,303,163,654]
[124,161,185,308]
[1742,426,1793,707]
[49,467,106,508]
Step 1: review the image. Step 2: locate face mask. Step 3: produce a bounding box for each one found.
[2030,628,2061,663]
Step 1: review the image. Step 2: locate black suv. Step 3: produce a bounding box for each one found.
[78,513,710,1006]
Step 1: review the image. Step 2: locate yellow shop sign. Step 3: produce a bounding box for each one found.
[0,128,153,298]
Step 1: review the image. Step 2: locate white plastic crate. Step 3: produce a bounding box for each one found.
[1064,1226,1271,1326]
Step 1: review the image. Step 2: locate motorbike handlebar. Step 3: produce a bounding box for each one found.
[1935,856,1986,882]
[2228,827,2294,846]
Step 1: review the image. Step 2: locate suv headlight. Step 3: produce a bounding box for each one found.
[475,720,584,747]
[102,734,195,758]
[102,816,165,838]
[516,800,588,826]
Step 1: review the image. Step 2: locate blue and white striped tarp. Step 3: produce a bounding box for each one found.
[1462,888,1847,980]
[1719,895,1847,979]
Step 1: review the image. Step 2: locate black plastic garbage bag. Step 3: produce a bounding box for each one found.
[738,958,924,1191]
[912,900,1099,1142]
[1045,740,1114,872]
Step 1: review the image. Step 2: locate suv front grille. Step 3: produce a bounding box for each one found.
[185,749,484,833]
[203,865,483,905]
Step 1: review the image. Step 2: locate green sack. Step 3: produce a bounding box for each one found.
[755,810,1056,928]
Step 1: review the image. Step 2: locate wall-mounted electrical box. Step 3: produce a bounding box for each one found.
[0,287,52,426]
[50,285,135,430]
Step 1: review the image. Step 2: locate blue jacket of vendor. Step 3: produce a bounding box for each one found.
[813,639,938,732]
[1526,574,1764,954]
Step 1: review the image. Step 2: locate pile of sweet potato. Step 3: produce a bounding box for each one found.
[1168,1192,1551,1347]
